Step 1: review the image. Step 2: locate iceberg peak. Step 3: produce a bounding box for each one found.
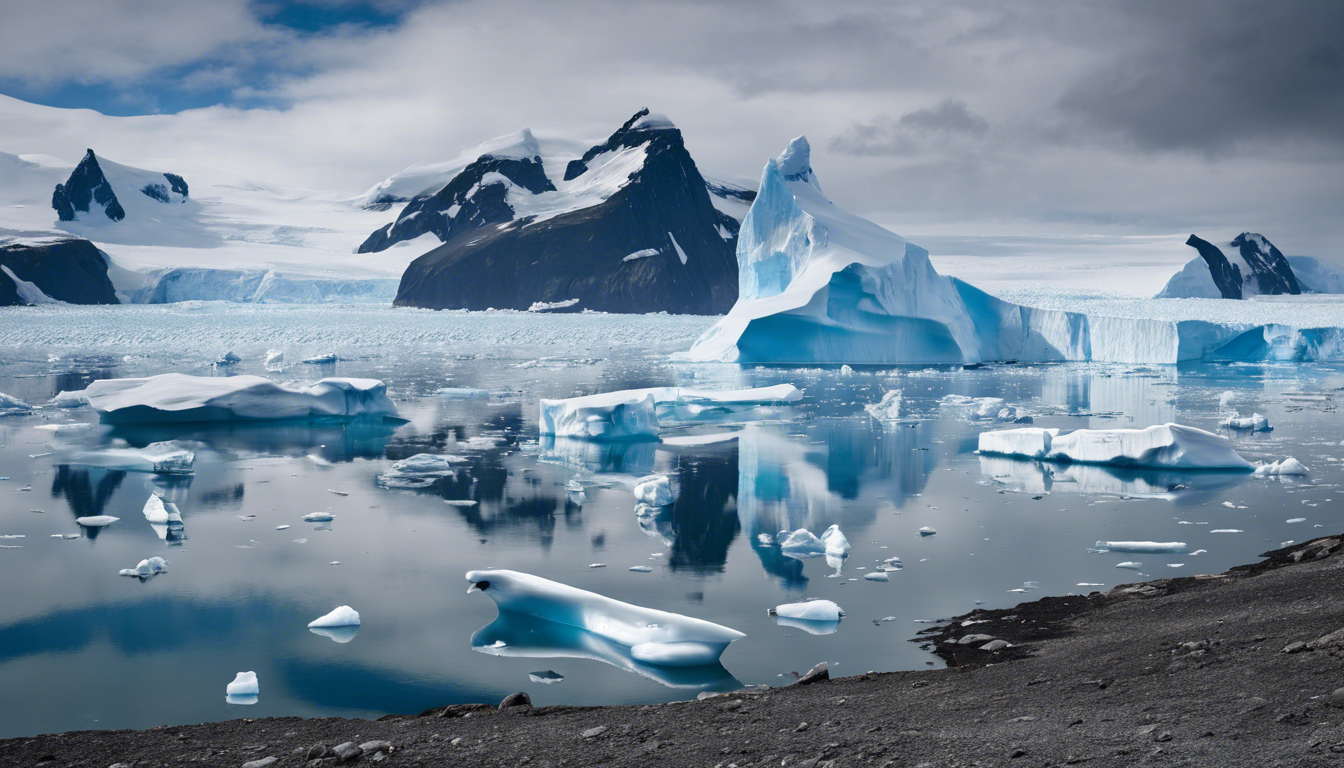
[774,136,820,191]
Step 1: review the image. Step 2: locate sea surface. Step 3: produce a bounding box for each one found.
[0,303,1341,738]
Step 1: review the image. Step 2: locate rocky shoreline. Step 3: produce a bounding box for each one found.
[7,536,1344,767]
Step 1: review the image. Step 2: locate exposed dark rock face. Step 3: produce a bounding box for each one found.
[1186,233,1302,300]
[0,239,120,304]
[394,111,739,314]
[358,156,555,253]
[52,149,124,222]
[1231,232,1300,295]
[164,173,189,198]
[0,266,20,306]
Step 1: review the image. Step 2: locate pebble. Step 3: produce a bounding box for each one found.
[1283,641,1307,653]
[242,758,278,768]
[358,740,393,755]
[499,691,532,709]
[332,742,362,762]
[796,662,829,686]
[982,639,1013,651]
[1329,688,1344,708]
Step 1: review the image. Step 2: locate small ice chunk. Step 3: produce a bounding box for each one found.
[529,670,564,684]
[1094,541,1186,554]
[308,605,360,628]
[0,392,33,416]
[275,524,290,530]
[1221,412,1271,432]
[539,390,659,441]
[376,453,466,488]
[633,475,675,506]
[303,512,335,522]
[863,571,890,582]
[820,524,850,556]
[216,351,241,366]
[142,494,182,524]
[978,423,1252,470]
[1254,458,1309,476]
[589,563,607,568]
[264,349,284,366]
[226,671,258,696]
[778,528,826,557]
[1210,529,1243,534]
[76,515,119,527]
[629,566,653,572]
[864,390,903,422]
[1287,517,1306,524]
[772,599,845,622]
[120,556,168,578]
[919,526,936,536]
[565,479,584,492]
[302,353,338,364]
[1116,561,1144,570]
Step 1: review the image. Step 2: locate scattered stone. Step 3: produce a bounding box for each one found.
[358,741,393,755]
[332,742,362,762]
[795,722,810,732]
[981,639,1013,651]
[499,691,532,709]
[428,702,494,718]
[306,744,332,760]
[1155,731,1172,742]
[1011,747,1028,758]
[1329,688,1344,708]
[581,726,608,739]
[1309,629,1344,649]
[957,634,995,645]
[796,662,830,686]
[242,758,278,768]
[1283,642,1307,654]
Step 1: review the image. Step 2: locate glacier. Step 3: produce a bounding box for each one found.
[978,423,1252,471]
[681,137,1344,365]
[465,569,744,667]
[80,374,399,424]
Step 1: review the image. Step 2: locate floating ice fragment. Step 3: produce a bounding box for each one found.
[863,572,889,582]
[275,524,290,530]
[443,499,479,507]
[771,599,845,622]
[226,671,258,697]
[465,569,744,667]
[1210,529,1243,534]
[1115,562,1144,570]
[0,392,33,416]
[1221,413,1271,432]
[979,423,1252,470]
[1287,518,1306,524]
[327,489,349,497]
[376,453,467,489]
[81,374,397,423]
[302,353,338,364]
[820,524,850,557]
[1254,458,1309,476]
[264,349,284,366]
[629,566,653,572]
[119,556,168,579]
[1190,549,1207,556]
[777,529,826,558]
[565,479,584,493]
[215,351,241,366]
[1094,541,1186,554]
[919,527,936,536]
[302,512,335,522]
[1168,563,1185,568]
[142,494,182,524]
[589,563,607,568]
[539,390,659,441]
[308,605,360,628]
[76,515,119,527]
[864,390,903,422]
[529,670,564,684]
[633,475,675,506]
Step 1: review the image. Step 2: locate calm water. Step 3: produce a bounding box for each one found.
[1,304,1342,738]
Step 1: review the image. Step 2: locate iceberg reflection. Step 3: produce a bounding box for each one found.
[978,455,1250,500]
[471,610,741,692]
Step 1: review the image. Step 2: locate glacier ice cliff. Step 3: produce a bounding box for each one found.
[682,138,1344,365]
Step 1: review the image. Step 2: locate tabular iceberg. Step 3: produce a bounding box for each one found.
[79,374,398,424]
[465,569,744,666]
[978,423,1252,471]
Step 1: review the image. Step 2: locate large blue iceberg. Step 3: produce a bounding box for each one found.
[681,138,1344,365]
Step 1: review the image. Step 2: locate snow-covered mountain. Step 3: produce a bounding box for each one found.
[52,149,190,223]
[360,109,754,260]
[391,109,746,313]
[1156,233,1341,299]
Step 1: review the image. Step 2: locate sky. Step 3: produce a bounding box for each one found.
[0,0,1341,255]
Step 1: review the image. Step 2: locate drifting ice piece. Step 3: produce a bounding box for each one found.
[1255,457,1309,476]
[539,390,659,441]
[864,390,903,422]
[76,515,119,527]
[777,528,827,557]
[465,569,744,667]
[772,599,844,622]
[633,475,675,506]
[376,453,465,489]
[1221,413,1271,432]
[308,605,361,628]
[119,556,168,578]
[142,494,182,524]
[978,423,1252,471]
[80,374,398,424]
[1095,541,1187,554]
[68,441,195,474]
[226,671,258,696]
[0,392,32,416]
[820,524,850,556]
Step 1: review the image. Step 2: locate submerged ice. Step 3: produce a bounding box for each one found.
[465,569,744,667]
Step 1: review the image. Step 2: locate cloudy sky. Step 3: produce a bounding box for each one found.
[1,0,1341,253]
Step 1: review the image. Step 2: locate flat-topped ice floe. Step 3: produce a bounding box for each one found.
[539,384,800,441]
[1095,541,1187,554]
[67,441,195,474]
[466,569,744,666]
[978,423,1252,471]
[79,373,398,424]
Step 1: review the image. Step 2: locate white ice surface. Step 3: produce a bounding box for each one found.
[777,528,827,558]
[142,494,182,524]
[226,671,258,696]
[772,599,844,622]
[633,475,675,506]
[0,392,32,416]
[1221,413,1271,432]
[820,524,850,556]
[308,605,361,628]
[978,423,1252,470]
[864,390,902,422]
[1255,457,1309,476]
[81,374,397,423]
[465,569,744,667]
[75,515,119,527]
[539,390,659,441]
[1095,541,1187,554]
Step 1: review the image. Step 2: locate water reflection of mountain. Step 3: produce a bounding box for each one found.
[736,423,936,588]
[51,465,125,523]
[664,452,740,574]
[107,417,402,462]
[51,365,115,398]
[978,455,1249,502]
[471,610,740,692]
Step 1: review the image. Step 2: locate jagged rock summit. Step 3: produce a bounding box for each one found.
[390,109,743,314]
[1156,233,1338,299]
[51,149,188,223]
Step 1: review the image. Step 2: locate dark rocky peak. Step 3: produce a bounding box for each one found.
[563,108,681,181]
[358,152,554,253]
[1186,234,1243,299]
[1231,232,1300,295]
[52,149,124,222]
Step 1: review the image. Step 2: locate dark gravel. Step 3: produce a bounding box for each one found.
[8,536,1344,767]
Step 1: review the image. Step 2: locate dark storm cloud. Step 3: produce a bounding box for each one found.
[831,100,990,156]
[1055,0,1344,152]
